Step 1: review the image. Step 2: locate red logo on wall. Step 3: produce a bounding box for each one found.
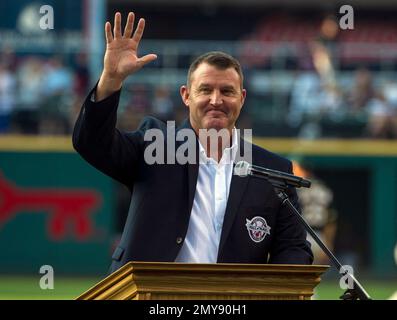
[0,173,102,240]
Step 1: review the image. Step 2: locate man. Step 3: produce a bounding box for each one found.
[73,12,313,273]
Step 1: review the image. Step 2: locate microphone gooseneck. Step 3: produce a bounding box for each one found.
[234,161,311,188]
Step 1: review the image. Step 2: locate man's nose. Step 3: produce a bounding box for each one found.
[210,90,223,106]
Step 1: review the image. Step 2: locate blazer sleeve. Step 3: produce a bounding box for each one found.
[268,160,314,265]
[72,85,144,189]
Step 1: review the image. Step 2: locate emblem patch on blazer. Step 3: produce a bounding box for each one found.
[245,216,271,243]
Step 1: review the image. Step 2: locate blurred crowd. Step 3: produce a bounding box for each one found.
[288,67,397,139]
[0,51,88,135]
[286,15,397,139]
[0,50,186,136]
[1,13,397,139]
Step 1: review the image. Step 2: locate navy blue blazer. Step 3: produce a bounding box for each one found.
[73,87,313,273]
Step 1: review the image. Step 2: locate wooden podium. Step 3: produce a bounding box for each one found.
[77,262,328,300]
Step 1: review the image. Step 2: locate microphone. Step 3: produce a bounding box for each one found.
[234,161,311,188]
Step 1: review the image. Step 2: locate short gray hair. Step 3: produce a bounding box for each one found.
[187,51,244,89]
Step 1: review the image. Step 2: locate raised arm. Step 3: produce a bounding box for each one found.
[73,12,157,188]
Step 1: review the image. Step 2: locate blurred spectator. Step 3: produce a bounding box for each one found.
[288,15,344,137]
[117,84,150,131]
[151,86,175,122]
[311,15,345,115]
[67,54,90,135]
[14,57,45,134]
[347,68,377,115]
[0,46,17,73]
[288,70,344,138]
[39,56,73,135]
[365,78,397,139]
[310,14,340,89]
[288,71,322,127]
[293,161,338,265]
[0,61,17,133]
[73,53,90,97]
[126,84,150,114]
[345,67,395,138]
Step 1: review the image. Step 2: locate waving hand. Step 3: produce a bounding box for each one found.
[97,12,157,100]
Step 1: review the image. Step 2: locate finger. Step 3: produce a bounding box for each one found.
[105,22,113,44]
[123,12,135,38]
[114,12,122,39]
[137,54,158,68]
[132,18,146,46]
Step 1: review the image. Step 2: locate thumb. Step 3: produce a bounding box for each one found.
[137,54,157,67]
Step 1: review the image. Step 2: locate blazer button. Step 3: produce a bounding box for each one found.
[176,237,183,244]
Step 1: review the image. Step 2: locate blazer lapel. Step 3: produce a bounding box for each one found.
[176,119,199,213]
[217,173,250,260]
[217,137,250,260]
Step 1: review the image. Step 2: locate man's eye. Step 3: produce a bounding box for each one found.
[199,88,211,93]
[223,90,235,95]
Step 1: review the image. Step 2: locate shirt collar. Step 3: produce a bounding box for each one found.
[198,128,238,165]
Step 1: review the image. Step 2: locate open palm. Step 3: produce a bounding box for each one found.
[103,12,157,82]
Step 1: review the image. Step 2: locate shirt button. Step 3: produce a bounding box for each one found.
[176,237,183,244]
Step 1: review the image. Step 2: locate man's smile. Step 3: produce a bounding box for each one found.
[205,109,227,117]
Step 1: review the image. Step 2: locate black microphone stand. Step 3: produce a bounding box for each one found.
[253,173,372,300]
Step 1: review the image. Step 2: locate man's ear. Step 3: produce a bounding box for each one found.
[239,88,247,111]
[180,85,189,107]
[241,89,247,105]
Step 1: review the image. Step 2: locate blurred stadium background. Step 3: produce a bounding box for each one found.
[0,0,396,300]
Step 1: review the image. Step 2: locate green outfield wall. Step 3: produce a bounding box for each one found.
[0,136,396,276]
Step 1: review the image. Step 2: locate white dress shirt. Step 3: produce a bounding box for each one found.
[175,129,238,263]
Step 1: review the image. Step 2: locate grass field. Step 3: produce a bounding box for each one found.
[0,276,395,300]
